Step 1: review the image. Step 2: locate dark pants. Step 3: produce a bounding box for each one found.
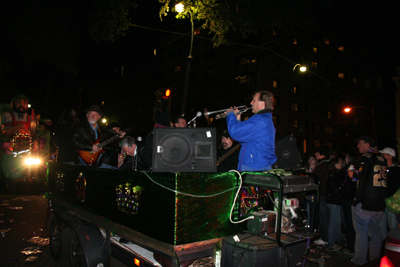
[319,197,330,241]
[342,200,356,251]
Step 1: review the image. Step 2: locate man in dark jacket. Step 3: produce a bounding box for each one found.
[72,105,103,166]
[119,136,145,171]
[217,130,239,172]
[349,136,387,266]
[312,145,332,246]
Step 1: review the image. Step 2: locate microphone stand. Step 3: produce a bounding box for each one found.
[187,111,202,127]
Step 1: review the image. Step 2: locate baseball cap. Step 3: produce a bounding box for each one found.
[355,136,375,146]
[11,93,30,104]
[379,147,396,157]
[221,130,230,138]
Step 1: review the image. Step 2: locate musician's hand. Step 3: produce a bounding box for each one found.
[235,113,241,121]
[118,131,126,138]
[92,144,100,153]
[224,107,238,116]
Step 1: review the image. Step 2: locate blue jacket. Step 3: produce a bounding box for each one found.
[226,109,277,171]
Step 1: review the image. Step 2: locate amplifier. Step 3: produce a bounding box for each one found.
[243,173,318,193]
[247,210,276,235]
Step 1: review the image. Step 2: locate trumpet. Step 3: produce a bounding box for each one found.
[204,105,253,120]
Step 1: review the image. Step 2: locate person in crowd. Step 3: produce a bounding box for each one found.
[379,147,400,229]
[349,136,387,265]
[173,115,187,128]
[217,129,240,172]
[304,154,318,233]
[53,108,80,164]
[224,90,276,171]
[313,145,332,246]
[140,111,171,170]
[325,157,346,251]
[119,136,145,171]
[306,154,318,173]
[338,150,360,255]
[72,104,104,166]
[99,122,126,169]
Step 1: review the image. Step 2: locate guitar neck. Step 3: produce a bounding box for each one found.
[217,143,240,166]
[99,134,119,148]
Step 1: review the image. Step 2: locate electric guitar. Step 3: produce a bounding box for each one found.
[77,128,130,165]
[217,143,240,166]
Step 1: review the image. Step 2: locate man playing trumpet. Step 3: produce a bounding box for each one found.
[224,90,277,171]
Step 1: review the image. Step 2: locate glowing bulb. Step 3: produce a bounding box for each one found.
[175,3,184,13]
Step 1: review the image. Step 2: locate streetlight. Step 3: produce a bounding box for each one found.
[293,63,307,73]
[175,2,194,115]
[343,106,375,139]
[288,63,307,132]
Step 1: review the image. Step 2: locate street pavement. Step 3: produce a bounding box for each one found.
[0,183,383,267]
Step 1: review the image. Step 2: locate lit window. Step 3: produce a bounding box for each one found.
[353,78,358,84]
[239,77,250,83]
[311,61,318,68]
[239,57,248,65]
[327,111,332,119]
[273,80,279,88]
[292,86,297,94]
[251,59,257,63]
[324,38,330,44]
[292,119,298,128]
[174,65,181,72]
[338,72,345,79]
[273,115,280,125]
[291,102,298,111]
[272,29,277,36]
[315,140,320,147]
[293,38,298,45]
[325,126,333,134]
[338,46,344,51]
[313,47,318,53]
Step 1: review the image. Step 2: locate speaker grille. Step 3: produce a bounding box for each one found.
[157,135,192,167]
[152,128,217,172]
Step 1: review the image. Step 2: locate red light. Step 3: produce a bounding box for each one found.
[164,89,171,98]
[134,258,140,266]
[380,256,394,267]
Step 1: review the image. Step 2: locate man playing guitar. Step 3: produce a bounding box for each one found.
[72,104,126,166]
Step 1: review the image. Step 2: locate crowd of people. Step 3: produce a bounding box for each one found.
[307,139,400,265]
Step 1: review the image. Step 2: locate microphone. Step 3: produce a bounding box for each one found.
[187,111,202,126]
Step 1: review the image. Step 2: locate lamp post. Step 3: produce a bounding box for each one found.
[288,64,307,132]
[176,3,194,115]
[292,63,307,73]
[344,106,375,139]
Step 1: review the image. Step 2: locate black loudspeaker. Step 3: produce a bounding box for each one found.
[152,128,217,172]
[272,134,302,170]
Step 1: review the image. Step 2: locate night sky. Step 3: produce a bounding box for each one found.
[1,1,399,137]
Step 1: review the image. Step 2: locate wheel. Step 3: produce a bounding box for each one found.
[70,232,88,267]
[49,217,63,260]
[49,218,73,265]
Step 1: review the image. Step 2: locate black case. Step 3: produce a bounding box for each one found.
[221,233,307,267]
